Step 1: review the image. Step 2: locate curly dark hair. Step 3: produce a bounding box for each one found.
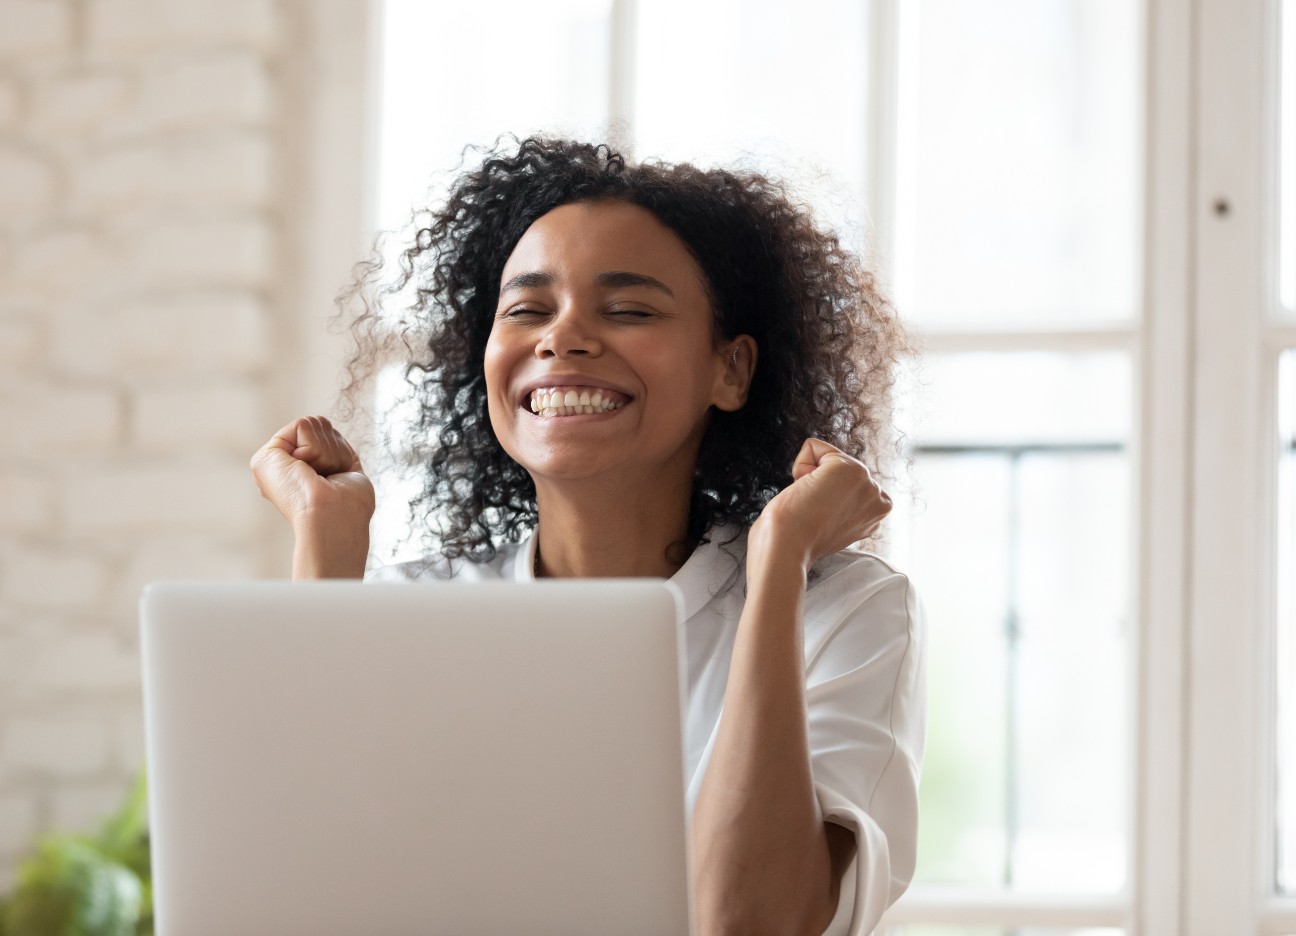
[341,134,912,563]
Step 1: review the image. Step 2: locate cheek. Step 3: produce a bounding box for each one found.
[640,340,721,407]
[482,332,511,395]
[482,334,515,431]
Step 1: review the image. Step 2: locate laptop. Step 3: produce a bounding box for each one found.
[140,579,693,936]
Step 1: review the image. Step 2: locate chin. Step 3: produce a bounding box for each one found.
[518,457,614,485]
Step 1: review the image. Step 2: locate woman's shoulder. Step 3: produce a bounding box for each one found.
[810,545,913,594]
[365,536,533,584]
[804,546,921,632]
[802,546,924,684]
[687,526,914,602]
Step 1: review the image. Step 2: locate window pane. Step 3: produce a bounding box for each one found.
[376,0,613,230]
[1277,350,1296,894]
[1281,0,1296,313]
[893,0,1142,326]
[899,351,1132,445]
[634,0,871,244]
[886,352,1131,893]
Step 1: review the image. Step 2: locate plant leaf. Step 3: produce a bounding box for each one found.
[97,774,148,863]
[2,838,141,936]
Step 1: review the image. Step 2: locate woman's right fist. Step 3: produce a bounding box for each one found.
[249,416,376,529]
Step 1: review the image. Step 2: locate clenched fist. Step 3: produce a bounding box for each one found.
[749,438,892,572]
[250,416,375,579]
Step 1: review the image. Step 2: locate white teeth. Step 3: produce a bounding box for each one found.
[527,386,624,417]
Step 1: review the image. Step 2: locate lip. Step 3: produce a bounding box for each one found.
[516,374,636,408]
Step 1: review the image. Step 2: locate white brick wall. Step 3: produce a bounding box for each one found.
[1,713,114,776]
[0,77,21,128]
[28,635,142,694]
[132,382,264,452]
[0,795,38,856]
[31,70,131,134]
[0,1,73,60]
[0,472,55,535]
[0,0,354,887]
[85,0,278,57]
[0,144,59,218]
[125,216,275,287]
[9,230,114,301]
[120,53,272,133]
[48,291,273,380]
[50,781,132,835]
[75,134,274,212]
[2,552,108,611]
[61,463,261,539]
[2,379,123,456]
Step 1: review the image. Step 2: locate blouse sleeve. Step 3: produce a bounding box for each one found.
[802,558,927,936]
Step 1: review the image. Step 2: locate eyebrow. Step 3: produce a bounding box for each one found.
[499,270,675,298]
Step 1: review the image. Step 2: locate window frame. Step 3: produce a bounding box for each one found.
[876,0,1283,931]
[874,0,1156,927]
[339,0,1294,929]
[1185,0,1293,933]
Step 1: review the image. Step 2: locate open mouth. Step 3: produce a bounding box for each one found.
[526,385,632,417]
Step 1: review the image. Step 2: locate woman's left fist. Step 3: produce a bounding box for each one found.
[750,438,892,569]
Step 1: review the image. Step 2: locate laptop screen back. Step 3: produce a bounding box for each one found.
[140,579,692,936]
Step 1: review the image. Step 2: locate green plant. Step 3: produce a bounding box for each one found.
[0,774,152,936]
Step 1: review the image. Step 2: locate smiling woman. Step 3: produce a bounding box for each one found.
[333,137,910,565]
[484,200,756,577]
[248,135,925,936]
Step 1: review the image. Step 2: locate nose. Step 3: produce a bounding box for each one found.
[535,308,603,359]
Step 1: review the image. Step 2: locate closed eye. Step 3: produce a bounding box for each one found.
[498,306,548,320]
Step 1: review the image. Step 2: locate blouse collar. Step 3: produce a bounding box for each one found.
[513,524,746,622]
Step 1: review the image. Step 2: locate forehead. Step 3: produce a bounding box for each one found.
[499,200,705,289]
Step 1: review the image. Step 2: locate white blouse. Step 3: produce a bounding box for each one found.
[368,525,926,935]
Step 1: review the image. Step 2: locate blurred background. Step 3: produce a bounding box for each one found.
[0,0,1291,933]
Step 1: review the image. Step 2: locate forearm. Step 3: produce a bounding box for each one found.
[690,545,837,936]
[291,509,370,580]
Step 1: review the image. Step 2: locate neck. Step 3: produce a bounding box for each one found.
[532,475,695,579]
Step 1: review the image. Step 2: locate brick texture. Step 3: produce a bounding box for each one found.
[0,144,60,220]
[0,77,20,127]
[85,0,277,57]
[0,0,314,890]
[0,1,73,60]
[1,713,114,776]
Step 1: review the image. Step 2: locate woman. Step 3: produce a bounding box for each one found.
[251,136,925,936]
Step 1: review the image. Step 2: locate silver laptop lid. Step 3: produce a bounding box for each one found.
[140,580,692,936]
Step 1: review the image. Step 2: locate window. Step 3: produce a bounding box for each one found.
[369,0,1290,930]
[1273,0,1296,911]
[884,1,1140,914]
[1279,349,1296,896]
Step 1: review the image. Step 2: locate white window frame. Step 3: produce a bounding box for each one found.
[872,0,1288,931]
[272,0,384,577]
[315,0,1294,928]
[872,0,1154,927]
[1186,0,1294,933]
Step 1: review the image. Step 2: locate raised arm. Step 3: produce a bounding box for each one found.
[249,415,375,580]
[689,439,892,936]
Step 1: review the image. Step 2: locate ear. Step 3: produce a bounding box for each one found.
[712,335,757,412]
